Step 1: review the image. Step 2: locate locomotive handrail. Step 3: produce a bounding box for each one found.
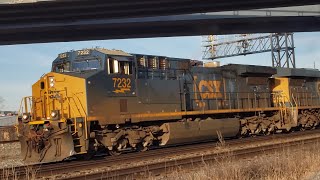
[64,97,81,135]
[18,96,34,116]
[61,91,88,145]
[291,91,320,107]
[71,92,88,141]
[17,98,24,117]
[291,93,298,107]
[272,92,285,120]
[280,93,294,108]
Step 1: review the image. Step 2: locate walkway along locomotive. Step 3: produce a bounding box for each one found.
[17,48,320,163]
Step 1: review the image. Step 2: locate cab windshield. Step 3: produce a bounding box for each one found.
[53,61,71,72]
[72,59,101,72]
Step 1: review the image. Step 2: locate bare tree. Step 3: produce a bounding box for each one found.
[0,96,5,110]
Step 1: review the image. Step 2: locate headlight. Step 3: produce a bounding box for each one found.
[22,113,30,123]
[49,77,55,87]
[50,110,60,120]
[22,114,29,120]
[51,111,57,118]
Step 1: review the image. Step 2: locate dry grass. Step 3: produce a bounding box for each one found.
[0,142,24,168]
[2,140,320,180]
[1,165,38,180]
[152,141,320,180]
[0,142,34,180]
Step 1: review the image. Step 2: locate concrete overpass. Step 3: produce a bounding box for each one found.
[0,1,320,45]
[2,0,319,20]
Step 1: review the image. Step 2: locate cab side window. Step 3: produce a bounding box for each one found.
[109,58,119,74]
[108,58,132,75]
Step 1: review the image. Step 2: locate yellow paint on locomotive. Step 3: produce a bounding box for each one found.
[271,77,290,103]
[198,80,223,99]
[17,72,89,163]
[31,72,87,122]
[192,75,223,108]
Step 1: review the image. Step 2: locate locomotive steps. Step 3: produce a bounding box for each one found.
[2,129,320,180]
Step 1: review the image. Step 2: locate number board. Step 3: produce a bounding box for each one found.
[59,53,68,59]
[77,49,91,56]
[112,77,132,94]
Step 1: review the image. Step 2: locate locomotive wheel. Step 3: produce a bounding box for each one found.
[136,144,148,152]
[77,151,95,160]
[109,149,121,156]
[263,131,270,136]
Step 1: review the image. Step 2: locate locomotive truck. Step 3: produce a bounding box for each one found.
[17,48,320,163]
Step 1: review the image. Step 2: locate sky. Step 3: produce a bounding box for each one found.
[0,32,320,110]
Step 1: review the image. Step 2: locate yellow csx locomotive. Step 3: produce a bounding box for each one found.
[17,48,320,163]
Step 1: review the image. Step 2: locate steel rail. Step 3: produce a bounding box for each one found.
[0,140,19,144]
[2,129,320,179]
[72,138,320,180]
[65,136,320,180]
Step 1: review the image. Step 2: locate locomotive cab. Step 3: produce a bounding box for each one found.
[105,55,135,94]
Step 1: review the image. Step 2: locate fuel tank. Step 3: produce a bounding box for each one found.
[160,118,239,145]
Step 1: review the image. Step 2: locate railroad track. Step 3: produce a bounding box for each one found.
[66,138,319,180]
[2,129,320,180]
[0,139,19,144]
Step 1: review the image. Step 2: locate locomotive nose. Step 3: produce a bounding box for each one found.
[18,122,76,163]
